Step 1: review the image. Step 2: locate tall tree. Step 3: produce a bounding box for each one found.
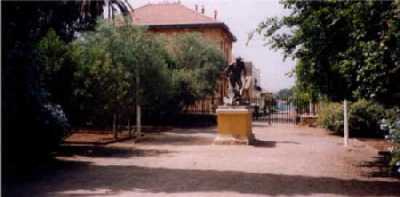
[71,20,173,132]
[2,1,131,162]
[256,0,400,105]
[274,88,293,100]
[168,33,226,107]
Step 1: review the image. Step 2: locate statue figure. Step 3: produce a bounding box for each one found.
[224,57,247,105]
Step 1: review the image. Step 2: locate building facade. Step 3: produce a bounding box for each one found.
[243,61,263,101]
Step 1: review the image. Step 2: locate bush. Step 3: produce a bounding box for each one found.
[4,88,71,164]
[380,110,400,175]
[38,102,71,151]
[349,99,385,136]
[317,102,343,133]
[318,100,385,136]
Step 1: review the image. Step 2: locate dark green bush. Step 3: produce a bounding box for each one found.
[318,100,385,136]
[349,99,385,136]
[380,110,400,176]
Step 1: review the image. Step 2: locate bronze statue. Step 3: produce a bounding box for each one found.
[225,57,246,105]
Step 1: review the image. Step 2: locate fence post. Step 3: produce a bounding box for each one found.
[343,99,349,147]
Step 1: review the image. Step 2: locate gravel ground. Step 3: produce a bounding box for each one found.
[6,121,400,197]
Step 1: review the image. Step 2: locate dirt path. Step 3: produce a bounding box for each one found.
[6,122,400,197]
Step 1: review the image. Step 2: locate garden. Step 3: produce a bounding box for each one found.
[317,100,400,175]
[256,0,400,176]
[4,1,226,166]
[3,1,400,196]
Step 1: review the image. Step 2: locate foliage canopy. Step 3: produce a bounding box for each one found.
[257,0,400,105]
[40,21,226,125]
[70,21,173,124]
[168,33,226,107]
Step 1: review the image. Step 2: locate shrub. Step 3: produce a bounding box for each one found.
[317,102,343,133]
[317,100,385,136]
[38,102,71,151]
[4,89,71,163]
[390,151,400,176]
[380,110,400,176]
[349,99,385,136]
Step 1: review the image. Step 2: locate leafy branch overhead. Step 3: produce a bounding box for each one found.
[257,0,400,105]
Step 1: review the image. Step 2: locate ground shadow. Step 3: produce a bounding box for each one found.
[358,151,399,179]
[135,133,214,146]
[56,145,173,158]
[5,159,400,197]
[327,130,385,139]
[166,127,216,134]
[105,127,217,146]
[251,139,276,147]
[252,139,300,148]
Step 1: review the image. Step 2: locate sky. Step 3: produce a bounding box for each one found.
[128,0,295,93]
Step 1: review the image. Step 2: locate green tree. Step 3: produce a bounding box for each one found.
[36,22,226,129]
[168,33,226,107]
[36,29,78,123]
[274,88,293,100]
[3,1,132,162]
[256,0,400,105]
[72,20,173,133]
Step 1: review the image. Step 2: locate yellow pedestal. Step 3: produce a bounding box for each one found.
[214,106,255,145]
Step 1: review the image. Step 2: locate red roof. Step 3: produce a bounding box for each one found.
[131,3,236,41]
[132,3,219,25]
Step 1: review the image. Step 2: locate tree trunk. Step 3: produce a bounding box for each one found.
[136,104,141,138]
[136,64,142,140]
[128,118,131,138]
[113,113,118,139]
[117,113,120,136]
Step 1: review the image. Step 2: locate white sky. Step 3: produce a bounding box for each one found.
[128,0,295,92]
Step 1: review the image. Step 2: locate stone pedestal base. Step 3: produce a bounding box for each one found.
[214,106,255,145]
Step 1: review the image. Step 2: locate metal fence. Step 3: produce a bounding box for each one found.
[255,97,319,125]
[183,96,320,125]
[183,97,221,114]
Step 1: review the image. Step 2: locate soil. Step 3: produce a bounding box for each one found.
[5,121,400,197]
[64,127,172,145]
[356,137,394,152]
[64,132,132,145]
